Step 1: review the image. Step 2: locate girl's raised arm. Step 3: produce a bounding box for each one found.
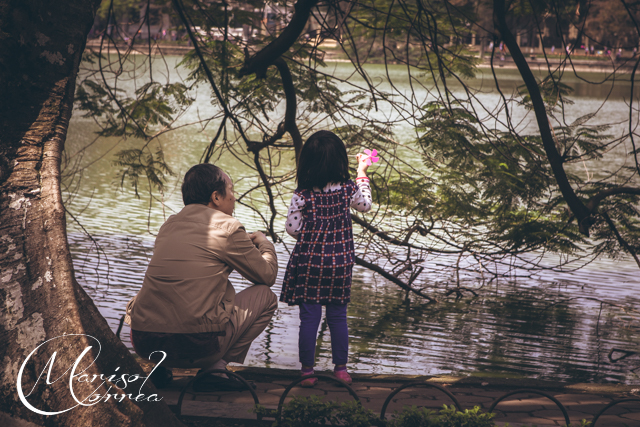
[351,153,372,212]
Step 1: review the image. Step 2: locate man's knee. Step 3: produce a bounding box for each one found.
[262,285,278,313]
[245,284,278,314]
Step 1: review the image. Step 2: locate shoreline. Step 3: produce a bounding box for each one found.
[134,357,640,392]
[85,39,637,75]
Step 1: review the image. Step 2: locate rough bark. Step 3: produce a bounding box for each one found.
[0,1,183,425]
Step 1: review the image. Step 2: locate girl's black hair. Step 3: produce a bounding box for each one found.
[296,130,350,190]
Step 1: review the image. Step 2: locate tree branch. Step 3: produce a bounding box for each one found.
[274,58,304,163]
[601,212,640,269]
[253,151,279,242]
[353,215,432,251]
[172,0,252,145]
[247,58,303,163]
[239,0,319,78]
[586,187,640,212]
[355,256,437,303]
[494,0,594,236]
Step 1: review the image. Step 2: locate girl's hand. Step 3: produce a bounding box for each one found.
[356,153,370,174]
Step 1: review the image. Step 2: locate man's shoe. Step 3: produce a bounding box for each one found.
[149,366,173,389]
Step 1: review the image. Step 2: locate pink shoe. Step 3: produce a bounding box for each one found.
[333,369,352,385]
[300,370,318,388]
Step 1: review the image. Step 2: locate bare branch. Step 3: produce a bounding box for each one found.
[239,0,320,78]
[355,256,437,303]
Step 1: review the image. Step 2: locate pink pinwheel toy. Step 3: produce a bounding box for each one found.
[363,149,380,166]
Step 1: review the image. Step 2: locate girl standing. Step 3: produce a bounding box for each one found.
[280,130,372,387]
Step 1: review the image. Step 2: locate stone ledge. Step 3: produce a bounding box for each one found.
[222,366,638,397]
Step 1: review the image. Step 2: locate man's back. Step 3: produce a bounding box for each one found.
[131,203,277,335]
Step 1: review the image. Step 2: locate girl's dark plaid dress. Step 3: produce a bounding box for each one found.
[280,181,359,305]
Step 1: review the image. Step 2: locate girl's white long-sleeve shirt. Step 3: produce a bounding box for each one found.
[285,178,372,238]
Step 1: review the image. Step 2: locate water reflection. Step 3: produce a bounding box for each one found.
[69,231,640,384]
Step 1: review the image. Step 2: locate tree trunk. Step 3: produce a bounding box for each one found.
[493,0,594,235]
[0,1,183,425]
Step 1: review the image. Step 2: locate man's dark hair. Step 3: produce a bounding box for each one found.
[296,130,350,190]
[182,163,227,206]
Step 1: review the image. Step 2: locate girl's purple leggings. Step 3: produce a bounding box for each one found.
[299,303,348,367]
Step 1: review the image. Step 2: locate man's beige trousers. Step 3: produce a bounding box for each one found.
[171,284,278,368]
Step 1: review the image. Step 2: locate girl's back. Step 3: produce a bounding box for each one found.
[298,181,357,248]
[284,182,358,304]
[279,129,373,387]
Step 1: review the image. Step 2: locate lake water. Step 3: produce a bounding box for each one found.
[64,58,640,384]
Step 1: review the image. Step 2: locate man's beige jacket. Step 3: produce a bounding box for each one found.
[130,204,278,334]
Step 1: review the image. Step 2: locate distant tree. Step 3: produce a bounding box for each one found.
[583,0,640,49]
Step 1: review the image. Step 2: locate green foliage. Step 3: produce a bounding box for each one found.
[255,395,379,427]
[97,0,142,23]
[75,80,193,138]
[386,405,441,427]
[517,76,575,111]
[407,100,591,254]
[182,0,261,29]
[95,0,175,33]
[348,0,479,77]
[436,405,495,427]
[75,77,190,197]
[386,405,494,427]
[502,420,591,427]
[113,147,174,198]
[556,114,610,159]
[178,38,345,126]
[75,79,118,120]
[74,1,205,218]
[589,186,640,259]
[257,399,592,427]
